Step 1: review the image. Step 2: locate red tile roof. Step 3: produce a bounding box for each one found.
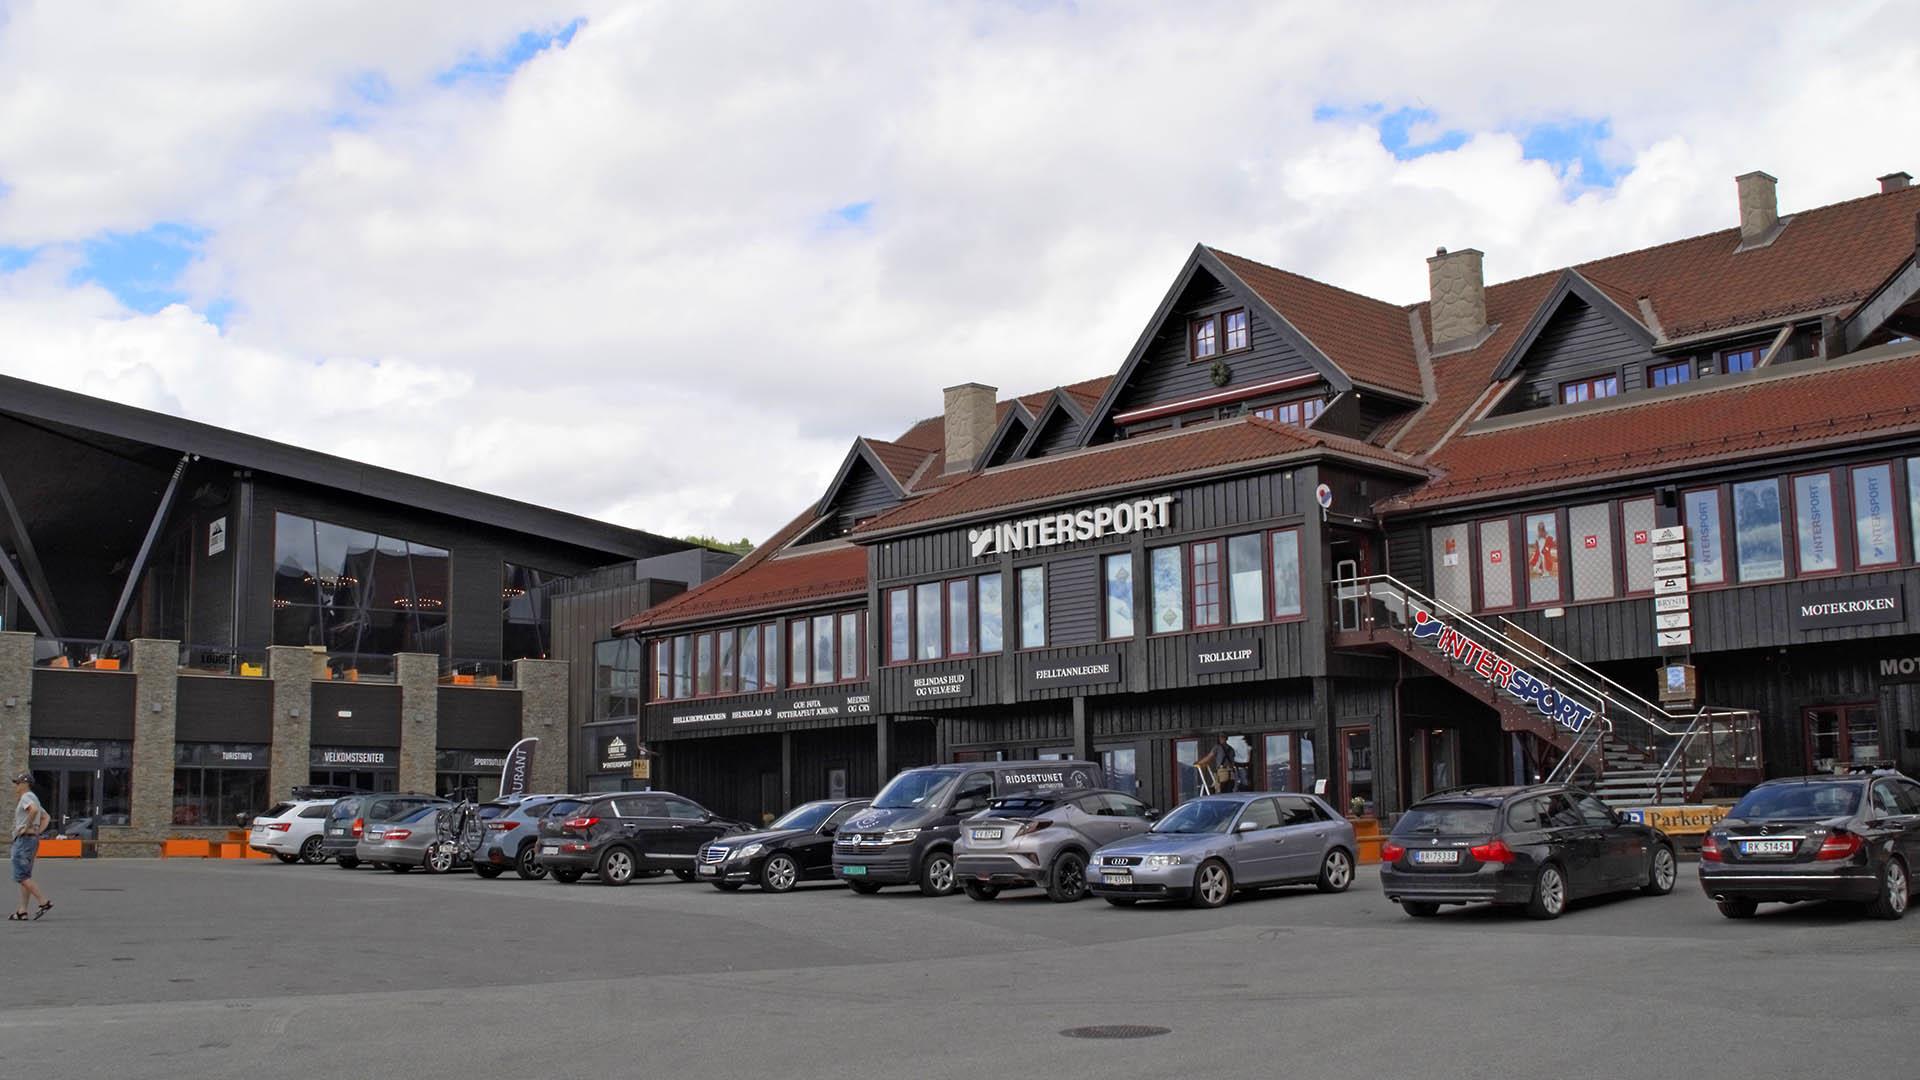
[1388,343,1920,510]
[862,438,933,489]
[615,536,868,632]
[1211,248,1426,399]
[1387,272,1560,456]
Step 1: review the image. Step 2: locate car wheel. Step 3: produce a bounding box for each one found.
[1104,897,1138,907]
[425,843,456,874]
[1716,898,1759,919]
[1189,859,1234,909]
[963,881,1000,902]
[551,868,583,884]
[1641,845,1677,896]
[847,879,884,895]
[1316,848,1355,893]
[1401,900,1441,918]
[274,853,299,864]
[760,853,800,893]
[473,865,504,879]
[918,850,957,897]
[599,847,636,886]
[1867,857,1909,920]
[515,843,548,881]
[672,868,697,883]
[299,836,330,865]
[390,863,413,874]
[335,856,359,870]
[712,882,743,892]
[1525,863,1567,920]
[1045,851,1089,903]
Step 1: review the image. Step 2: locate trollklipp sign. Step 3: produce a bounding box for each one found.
[969,495,1173,558]
[1412,610,1595,732]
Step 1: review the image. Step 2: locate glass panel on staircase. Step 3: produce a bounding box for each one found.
[1568,503,1615,600]
[1621,497,1657,592]
[1478,519,1513,609]
[1430,523,1471,610]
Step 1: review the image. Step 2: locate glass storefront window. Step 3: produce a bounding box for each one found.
[977,574,1003,653]
[594,639,640,719]
[1150,546,1184,633]
[271,512,450,659]
[1018,566,1046,648]
[915,581,943,660]
[1852,464,1899,567]
[1567,504,1615,600]
[1100,747,1138,796]
[1794,472,1837,573]
[1524,513,1560,605]
[503,563,561,662]
[887,588,910,663]
[1227,534,1264,624]
[1340,728,1374,815]
[1684,488,1725,585]
[947,580,971,655]
[1732,479,1785,582]
[1104,553,1134,639]
[1271,529,1302,617]
[172,744,269,828]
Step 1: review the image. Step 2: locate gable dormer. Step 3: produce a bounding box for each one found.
[1488,270,1657,414]
[808,438,913,540]
[1010,389,1089,460]
[977,402,1035,470]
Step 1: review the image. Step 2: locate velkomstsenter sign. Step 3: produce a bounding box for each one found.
[1790,584,1904,631]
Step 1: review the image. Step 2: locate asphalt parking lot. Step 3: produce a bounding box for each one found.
[2,858,1915,1080]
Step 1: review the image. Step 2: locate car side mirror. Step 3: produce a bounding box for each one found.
[1235,820,1259,833]
[820,825,837,837]
[1145,807,1162,820]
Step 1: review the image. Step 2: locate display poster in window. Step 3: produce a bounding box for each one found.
[1442,536,1458,567]
[1525,515,1560,603]
[1853,465,1898,566]
[1795,473,1837,572]
[207,516,227,557]
[1732,480,1785,581]
[828,767,848,800]
[1685,490,1724,584]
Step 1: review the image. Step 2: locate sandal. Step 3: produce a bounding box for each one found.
[7,912,26,921]
[33,902,51,920]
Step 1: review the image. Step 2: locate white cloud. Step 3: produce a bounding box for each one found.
[0,1,1916,543]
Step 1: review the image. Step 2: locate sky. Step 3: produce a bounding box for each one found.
[0,1,1916,544]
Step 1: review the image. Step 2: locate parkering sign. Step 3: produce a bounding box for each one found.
[970,495,1173,559]
[1412,610,1596,732]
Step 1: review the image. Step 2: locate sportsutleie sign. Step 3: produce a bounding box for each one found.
[968,495,1173,558]
[1412,610,1595,732]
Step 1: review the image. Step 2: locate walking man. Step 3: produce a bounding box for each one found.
[12,771,52,921]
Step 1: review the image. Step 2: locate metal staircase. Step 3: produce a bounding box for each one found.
[1331,574,1763,806]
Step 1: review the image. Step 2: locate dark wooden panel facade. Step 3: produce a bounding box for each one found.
[177,675,274,743]
[1108,272,1320,420]
[1497,297,1654,412]
[30,670,136,740]
[830,459,902,532]
[1028,412,1084,458]
[310,682,402,747]
[1047,555,1099,647]
[436,686,520,750]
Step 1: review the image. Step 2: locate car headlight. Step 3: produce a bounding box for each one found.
[1144,854,1186,867]
[882,828,920,844]
[732,843,763,860]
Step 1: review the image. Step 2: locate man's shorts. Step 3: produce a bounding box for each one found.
[10,835,37,883]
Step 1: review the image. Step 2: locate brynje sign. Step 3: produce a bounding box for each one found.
[969,495,1173,558]
[1791,584,1904,631]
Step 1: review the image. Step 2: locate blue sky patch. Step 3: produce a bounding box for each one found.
[69,223,207,313]
[0,245,36,273]
[1520,117,1626,187]
[434,17,585,87]
[827,201,874,227]
[1313,102,1467,160]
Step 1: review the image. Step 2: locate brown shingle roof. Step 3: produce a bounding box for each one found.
[1211,248,1426,399]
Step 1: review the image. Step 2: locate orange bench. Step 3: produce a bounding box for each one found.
[34,838,83,858]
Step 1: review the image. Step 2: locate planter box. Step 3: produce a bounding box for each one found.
[160,838,212,858]
[34,838,83,859]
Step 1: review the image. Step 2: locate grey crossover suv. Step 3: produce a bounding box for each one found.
[954,789,1158,902]
[472,794,588,880]
[1088,791,1357,908]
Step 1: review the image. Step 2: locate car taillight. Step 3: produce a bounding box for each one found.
[486,821,520,832]
[1015,819,1053,837]
[1817,830,1863,861]
[1699,834,1724,863]
[385,829,411,841]
[1380,842,1405,862]
[351,817,365,838]
[1469,839,1515,864]
[267,822,292,832]
[564,817,600,830]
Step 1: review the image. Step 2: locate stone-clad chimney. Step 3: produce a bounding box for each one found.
[942,383,997,473]
[1736,171,1779,245]
[1881,171,1913,194]
[1426,247,1486,347]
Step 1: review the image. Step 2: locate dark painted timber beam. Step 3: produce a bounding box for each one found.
[1844,254,1920,354]
[0,458,64,639]
[0,549,55,639]
[103,453,192,644]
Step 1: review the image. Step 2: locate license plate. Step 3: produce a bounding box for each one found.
[541,845,559,856]
[970,828,1003,841]
[1740,839,1796,856]
[697,864,717,875]
[841,865,867,876]
[1101,871,1132,886]
[1413,849,1461,864]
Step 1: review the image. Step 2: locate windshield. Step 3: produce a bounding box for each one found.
[542,799,587,819]
[329,800,359,821]
[873,770,957,810]
[1395,805,1500,835]
[397,805,440,824]
[262,803,295,819]
[770,803,837,831]
[1731,783,1862,821]
[476,804,509,820]
[1152,799,1240,834]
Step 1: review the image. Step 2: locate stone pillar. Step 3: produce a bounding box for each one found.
[267,646,314,800]
[0,631,32,783]
[514,658,569,795]
[396,653,440,794]
[129,639,180,836]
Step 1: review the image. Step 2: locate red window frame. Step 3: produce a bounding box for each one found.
[1559,373,1619,404]
[1190,540,1223,628]
[716,627,737,694]
[1619,496,1657,598]
[912,580,944,661]
[1189,316,1218,361]
[946,578,974,657]
[1647,359,1692,388]
[1790,468,1843,578]
[694,632,715,696]
[1849,461,1903,569]
[1475,517,1516,612]
[885,588,910,665]
[1222,308,1250,352]
[651,640,670,701]
[1257,730,1314,793]
[789,619,810,687]
[1681,485,1729,589]
[838,610,864,682]
[1269,527,1305,621]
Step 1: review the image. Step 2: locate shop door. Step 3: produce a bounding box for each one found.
[1337,727,1375,816]
[1329,532,1374,631]
[30,769,98,832]
[1805,705,1884,773]
[1096,743,1142,798]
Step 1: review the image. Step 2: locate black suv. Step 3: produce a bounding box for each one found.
[537,791,744,885]
[1379,784,1676,919]
[322,792,447,869]
[1699,770,1919,920]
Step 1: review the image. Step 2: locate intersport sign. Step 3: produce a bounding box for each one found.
[968,495,1173,558]
[1412,610,1595,732]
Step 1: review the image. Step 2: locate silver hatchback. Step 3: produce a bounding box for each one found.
[954,789,1158,902]
[1087,792,1357,908]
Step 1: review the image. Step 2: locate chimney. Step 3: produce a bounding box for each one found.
[1736,171,1779,244]
[942,382,997,473]
[1881,171,1913,194]
[1425,247,1486,346]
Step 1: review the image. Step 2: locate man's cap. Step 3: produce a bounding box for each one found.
[9,772,29,785]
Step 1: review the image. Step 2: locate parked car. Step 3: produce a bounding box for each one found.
[833,760,1103,896]
[355,804,470,874]
[321,792,447,869]
[697,798,872,892]
[537,791,744,885]
[956,789,1158,902]
[1699,771,1919,920]
[1087,792,1355,908]
[247,798,341,864]
[1379,784,1675,919]
[472,794,588,880]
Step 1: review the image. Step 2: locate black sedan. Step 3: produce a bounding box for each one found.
[697,798,871,892]
[1699,771,1918,920]
[1380,784,1676,919]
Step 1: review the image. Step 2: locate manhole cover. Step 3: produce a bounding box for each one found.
[1060,1025,1171,1040]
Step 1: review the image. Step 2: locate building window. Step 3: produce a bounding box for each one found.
[1150,546,1185,633]
[1223,309,1250,351]
[761,623,781,688]
[947,580,971,656]
[887,588,910,663]
[1567,503,1615,601]
[1429,523,1471,610]
[652,640,670,701]
[739,625,760,692]
[596,639,641,719]
[1189,540,1223,628]
[672,635,691,698]
[978,573,1004,653]
[172,746,269,827]
[502,563,561,662]
[1524,513,1561,605]
[1104,553,1135,639]
[1720,348,1759,374]
[1684,488,1726,585]
[1478,519,1513,609]
[1018,566,1046,648]
[272,512,450,662]
[812,614,835,684]
[840,612,862,680]
[1261,731,1316,793]
[1852,464,1900,567]
[1732,479,1785,582]
[1908,459,1920,565]
[1793,472,1838,573]
[1647,360,1692,388]
[790,620,809,686]
[717,629,737,693]
[1190,316,1218,360]
[914,581,943,660]
[1620,497,1657,593]
[1254,399,1323,427]
[1270,529,1303,617]
[694,632,715,695]
[1227,534,1264,624]
[1559,374,1619,404]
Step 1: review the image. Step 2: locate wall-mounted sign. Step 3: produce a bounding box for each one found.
[1658,663,1697,704]
[1653,595,1689,613]
[176,743,269,767]
[968,495,1173,558]
[30,739,132,768]
[1622,803,1728,835]
[1653,576,1689,596]
[1021,652,1122,693]
[435,749,508,773]
[1190,637,1263,675]
[1656,629,1693,647]
[1314,483,1333,510]
[1878,654,1920,684]
[910,672,972,700]
[1651,525,1686,544]
[1651,543,1687,562]
[310,747,394,768]
[207,516,227,557]
[631,758,652,781]
[1654,612,1691,631]
[669,690,874,727]
[1411,610,1596,731]
[1791,584,1905,632]
[596,731,634,772]
[1653,560,1688,580]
